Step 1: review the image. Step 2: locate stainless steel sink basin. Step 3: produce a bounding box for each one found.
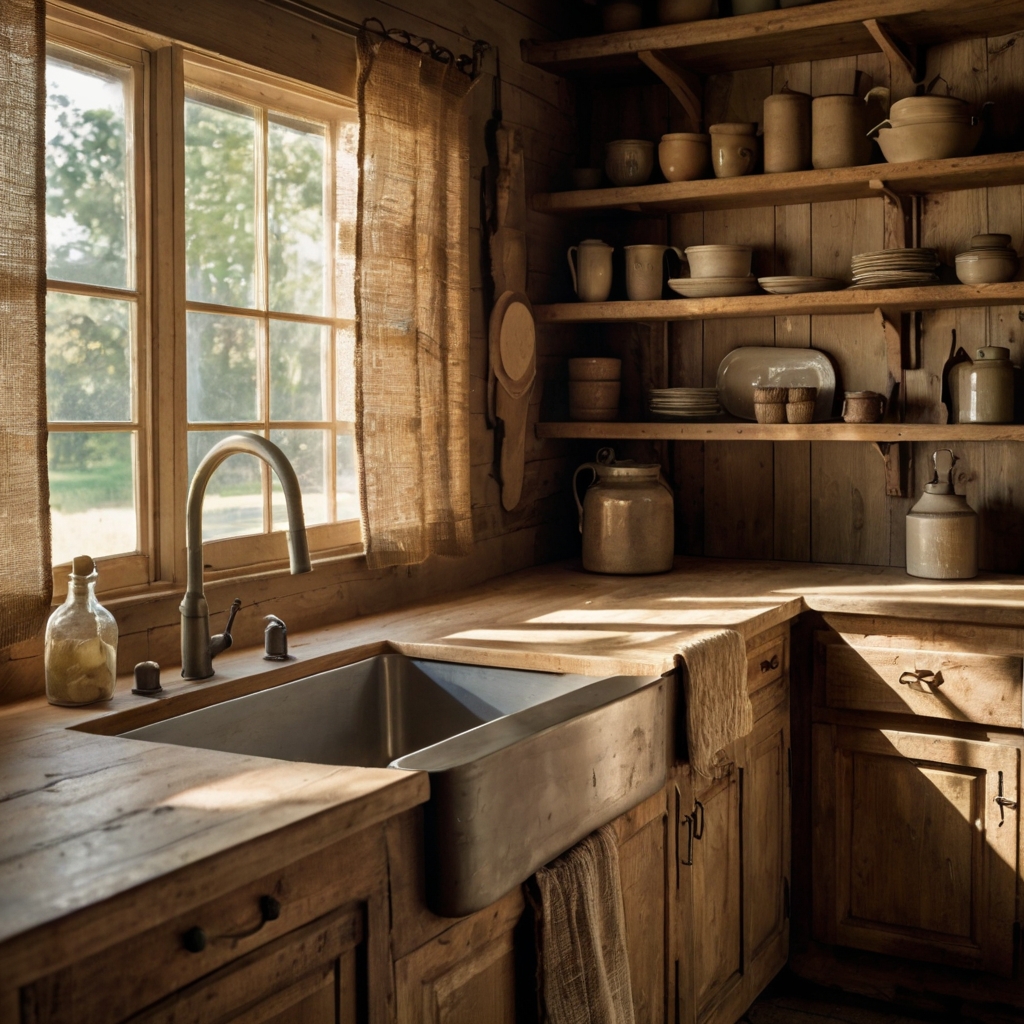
[122,653,668,915]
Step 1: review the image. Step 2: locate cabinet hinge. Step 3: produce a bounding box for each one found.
[784,877,791,920]
[787,747,792,790]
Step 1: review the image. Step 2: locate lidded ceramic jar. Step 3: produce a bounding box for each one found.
[763,87,811,173]
[905,450,978,580]
[960,346,1015,424]
[573,447,674,574]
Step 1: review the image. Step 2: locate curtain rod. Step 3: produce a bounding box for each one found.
[261,0,492,78]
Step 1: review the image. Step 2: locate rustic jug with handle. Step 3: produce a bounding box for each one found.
[573,447,675,574]
[567,239,614,303]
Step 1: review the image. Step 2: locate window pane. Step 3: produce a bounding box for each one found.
[188,431,263,540]
[270,429,327,529]
[336,433,359,522]
[185,94,256,307]
[268,117,326,315]
[46,292,132,422]
[269,320,327,421]
[335,324,355,422]
[187,312,259,423]
[49,431,136,563]
[46,55,130,289]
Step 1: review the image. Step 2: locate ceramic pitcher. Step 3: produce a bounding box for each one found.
[624,244,683,301]
[568,239,614,302]
[573,447,674,575]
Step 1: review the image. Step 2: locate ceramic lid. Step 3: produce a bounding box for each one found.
[591,447,660,479]
[708,123,758,134]
[661,132,710,142]
[975,346,1011,360]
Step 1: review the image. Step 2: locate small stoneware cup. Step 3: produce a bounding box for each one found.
[709,123,759,178]
[605,139,656,187]
[842,390,886,423]
[786,400,815,423]
[625,243,684,300]
[659,133,710,181]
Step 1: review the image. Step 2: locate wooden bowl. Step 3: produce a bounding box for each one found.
[786,400,815,423]
[754,401,787,424]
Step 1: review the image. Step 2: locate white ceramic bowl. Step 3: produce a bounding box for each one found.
[972,233,1012,250]
[955,250,1018,284]
[684,243,753,279]
[605,139,655,187]
[876,120,980,163]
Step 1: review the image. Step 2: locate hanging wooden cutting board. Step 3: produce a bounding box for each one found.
[489,289,536,511]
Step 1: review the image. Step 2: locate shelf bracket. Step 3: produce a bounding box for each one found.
[876,306,909,403]
[638,50,702,132]
[863,19,923,87]
[873,441,911,497]
[868,179,913,250]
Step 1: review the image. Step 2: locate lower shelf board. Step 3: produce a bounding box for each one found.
[536,422,1024,442]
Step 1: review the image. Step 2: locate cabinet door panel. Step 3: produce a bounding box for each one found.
[815,725,1019,977]
[691,771,744,1021]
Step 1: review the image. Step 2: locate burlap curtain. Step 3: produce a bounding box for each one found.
[0,0,50,648]
[355,34,476,569]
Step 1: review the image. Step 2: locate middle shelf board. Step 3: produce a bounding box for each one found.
[533,153,1024,217]
[537,422,1024,442]
[534,282,1024,323]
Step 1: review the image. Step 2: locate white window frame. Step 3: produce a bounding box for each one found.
[45,3,362,599]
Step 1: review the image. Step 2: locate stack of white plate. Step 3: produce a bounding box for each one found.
[649,387,721,419]
[850,248,939,289]
[757,276,844,294]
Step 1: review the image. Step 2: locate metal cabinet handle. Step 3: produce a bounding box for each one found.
[760,654,779,673]
[996,770,1018,828]
[692,799,705,841]
[182,895,282,953]
[680,813,694,866]
[898,669,944,693]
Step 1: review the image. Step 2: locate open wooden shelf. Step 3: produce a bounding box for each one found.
[533,153,1024,217]
[522,0,1024,76]
[534,282,1024,323]
[537,421,1024,442]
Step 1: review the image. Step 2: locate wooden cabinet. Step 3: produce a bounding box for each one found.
[676,655,791,1024]
[813,723,1019,977]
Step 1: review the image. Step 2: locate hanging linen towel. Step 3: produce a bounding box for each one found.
[530,824,635,1024]
[679,628,753,779]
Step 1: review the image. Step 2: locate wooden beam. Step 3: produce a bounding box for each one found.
[873,441,911,497]
[638,49,702,131]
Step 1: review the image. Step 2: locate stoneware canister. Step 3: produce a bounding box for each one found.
[905,450,978,580]
[625,244,684,300]
[573,447,675,575]
[709,123,759,178]
[812,94,872,169]
[959,345,1015,423]
[763,88,811,173]
[568,239,614,303]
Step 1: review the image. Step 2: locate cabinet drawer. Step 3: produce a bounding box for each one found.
[21,826,385,1024]
[821,634,1023,729]
[747,631,787,721]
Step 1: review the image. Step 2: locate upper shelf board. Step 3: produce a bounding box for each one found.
[533,283,1024,324]
[522,0,1024,76]
[533,153,1024,217]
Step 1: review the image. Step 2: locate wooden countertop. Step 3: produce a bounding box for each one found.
[3,555,1022,982]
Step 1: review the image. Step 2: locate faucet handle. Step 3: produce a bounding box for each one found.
[263,615,289,661]
[208,598,242,660]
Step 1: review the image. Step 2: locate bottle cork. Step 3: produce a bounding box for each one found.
[72,555,95,576]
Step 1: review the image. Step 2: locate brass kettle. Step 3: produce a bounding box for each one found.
[573,448,674,575]
[905,449,978,580]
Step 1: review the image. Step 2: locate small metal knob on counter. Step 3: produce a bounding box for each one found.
[132,661,163,696]
[263,615,289,661]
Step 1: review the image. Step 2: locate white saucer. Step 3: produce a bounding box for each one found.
[668,276,761,298]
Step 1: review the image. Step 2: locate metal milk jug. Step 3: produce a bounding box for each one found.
[573,447,674,575]
[905,449,978,580]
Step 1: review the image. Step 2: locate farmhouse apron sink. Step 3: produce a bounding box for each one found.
[121,654,668,916]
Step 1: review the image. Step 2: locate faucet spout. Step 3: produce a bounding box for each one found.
[180,433,312,680]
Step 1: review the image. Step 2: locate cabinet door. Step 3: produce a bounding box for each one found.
[743,702,791,997]
[394,889,523,1024]
[689,766,744,1024]
[813,724,1019,977]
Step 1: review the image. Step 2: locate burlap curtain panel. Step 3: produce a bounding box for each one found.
[0,0,50,648]
[355,34,476,569]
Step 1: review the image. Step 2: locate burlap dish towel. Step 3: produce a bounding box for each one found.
[530,824,635,1024]
[679,628,754,779]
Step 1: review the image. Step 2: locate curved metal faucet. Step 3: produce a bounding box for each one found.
[180,434,311,679]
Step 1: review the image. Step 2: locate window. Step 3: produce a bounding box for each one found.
[44,11,360,593]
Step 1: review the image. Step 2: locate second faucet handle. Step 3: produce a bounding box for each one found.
[264,615,289,661]
[208,598,242,660]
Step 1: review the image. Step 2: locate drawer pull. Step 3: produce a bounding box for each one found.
[898,669,945,693]
[760,654,780,673]
[181,895,282,953]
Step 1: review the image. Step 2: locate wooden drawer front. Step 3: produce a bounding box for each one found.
[824,640,1023,729]
[747,632,787,721]
[20,826,385,1024]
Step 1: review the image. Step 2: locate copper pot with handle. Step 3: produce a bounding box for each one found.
[573,448,675,575]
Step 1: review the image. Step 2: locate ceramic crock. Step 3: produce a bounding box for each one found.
[573,447,674,574]
[905,449,978,580]
[958,346,1015,424]
[763,88,811,173]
